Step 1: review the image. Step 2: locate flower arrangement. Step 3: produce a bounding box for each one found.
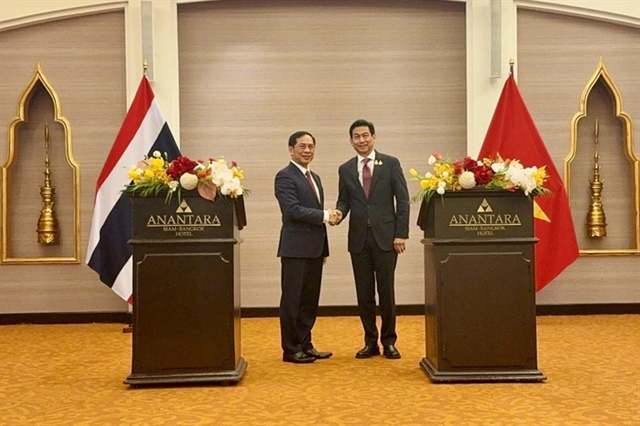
[409,153,550,203]
[123,151,246,203]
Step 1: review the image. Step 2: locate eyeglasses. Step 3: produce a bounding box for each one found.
[352,133,371,142]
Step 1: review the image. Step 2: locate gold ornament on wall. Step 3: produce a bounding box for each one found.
[565,58,640,256]
[586,119,607,238]
[1,62,81,264]
[36,123,60,245]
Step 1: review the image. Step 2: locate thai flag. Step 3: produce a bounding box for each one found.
[86,75,180,303]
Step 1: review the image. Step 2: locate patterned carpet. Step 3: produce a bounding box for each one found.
[0,315,638,425]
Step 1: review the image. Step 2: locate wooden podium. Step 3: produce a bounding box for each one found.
[417,189,546,383]
[124,192,247,386]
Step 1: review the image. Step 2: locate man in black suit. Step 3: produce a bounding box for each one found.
[335,119,410,359]
[275,131,336,364]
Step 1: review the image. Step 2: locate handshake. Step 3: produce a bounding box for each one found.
[328,209,343,226]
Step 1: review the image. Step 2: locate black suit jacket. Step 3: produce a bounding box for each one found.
[336,151,410,253]
[275,162,329,258]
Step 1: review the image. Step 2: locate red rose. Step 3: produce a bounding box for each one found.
[453,159,465,175]
[166,156,198,180]
[463,156,478,171]
[473,165,494,185]
[453,156,478,174]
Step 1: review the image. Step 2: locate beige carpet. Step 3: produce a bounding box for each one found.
[0,315,639,425]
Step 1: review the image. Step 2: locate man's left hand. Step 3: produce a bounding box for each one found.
[393,238,407,254]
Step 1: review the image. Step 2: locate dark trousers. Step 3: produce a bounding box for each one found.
[350,228,398,347]
[279,257,324,355]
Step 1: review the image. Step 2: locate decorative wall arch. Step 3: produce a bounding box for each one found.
[565,58,640,255]
[1,62,81,263]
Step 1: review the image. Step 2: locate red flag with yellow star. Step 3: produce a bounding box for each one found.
[478,74,579,291]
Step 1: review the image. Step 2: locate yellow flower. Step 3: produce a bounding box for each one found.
[409,168,418,177]
[232,167,245,179]
[128,167,140,181]
[434,162,454,176]
[150,157,164,169]
[534,166,547,186]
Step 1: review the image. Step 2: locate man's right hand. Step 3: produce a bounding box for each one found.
[328,209,342,226]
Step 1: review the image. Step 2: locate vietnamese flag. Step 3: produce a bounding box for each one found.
[478,74,579,291]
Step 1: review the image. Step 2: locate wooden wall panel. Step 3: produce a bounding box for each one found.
[0,11,128,312]
[517,9,640,303]
[177,0,467,307]
[3,2,636,314]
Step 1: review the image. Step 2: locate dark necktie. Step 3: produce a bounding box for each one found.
[305,170,320,203]
[362,158,371,198]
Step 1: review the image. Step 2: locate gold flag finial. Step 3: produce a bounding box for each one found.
[509,59,515,75]
[143,59,148,75]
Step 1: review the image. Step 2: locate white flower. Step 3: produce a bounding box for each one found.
[220,177,243,196]
[200,157,245,196]
[152,150,161,158]
[425,172,433,179]
[442,171,450,178]
[436,186,446,195]
[168,181,179,192]
[520,167,539,195]
[505,163,538,195]
[211,166,234,187]
[428,155,437,166]
[179,173,199,190]
[459,171,476,189]
[437,181,447,188]
[491,162,505,173]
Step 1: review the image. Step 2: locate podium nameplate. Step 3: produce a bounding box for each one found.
[130,194,237,240]
[419,189,534,240]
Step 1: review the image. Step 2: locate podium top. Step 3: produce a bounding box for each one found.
[417,189,534,240]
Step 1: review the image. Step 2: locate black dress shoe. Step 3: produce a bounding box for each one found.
[303,347,333,359]
[283,351,315,363]
[355,345,381,358]
[383,345,401,359]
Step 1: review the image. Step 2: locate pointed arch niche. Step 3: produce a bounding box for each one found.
[1,63,81,264]
[565,59,639,256]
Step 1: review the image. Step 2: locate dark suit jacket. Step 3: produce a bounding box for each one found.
[336,151,410,253]
[275,162,329,258]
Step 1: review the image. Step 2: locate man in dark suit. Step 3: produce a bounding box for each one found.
[275,131,337,364]
[335,119,410,359]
